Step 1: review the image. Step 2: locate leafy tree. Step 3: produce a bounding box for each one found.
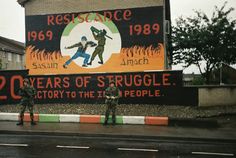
[171,2,236,84]
[192,75,205,85]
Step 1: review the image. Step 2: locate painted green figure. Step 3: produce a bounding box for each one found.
[87,28,107,65]
[104,80,120,125]
[16,78,37,126]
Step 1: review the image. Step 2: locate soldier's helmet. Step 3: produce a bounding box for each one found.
[23,78,29,84]
[81,36,87,41]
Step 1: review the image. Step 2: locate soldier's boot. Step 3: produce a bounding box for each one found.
[31,121,36,125]
[103,121,108,125]
[16,120,23,126]
[16,115,24,126]
[103,116,108,125]
[103,118,108,125]
[104,110,109,125]
[30,114,36,126]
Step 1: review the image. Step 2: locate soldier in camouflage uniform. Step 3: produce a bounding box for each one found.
[104,80,120,125]
[16,78,37,126]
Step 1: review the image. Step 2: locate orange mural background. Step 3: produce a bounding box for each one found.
[26,44,164,75]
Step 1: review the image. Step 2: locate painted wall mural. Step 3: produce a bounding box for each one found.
[25,6,164,75]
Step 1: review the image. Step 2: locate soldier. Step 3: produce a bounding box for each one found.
[87,28,107,65]
[16,78,37,126]
[63,36,97,68]
[104,80,120,125]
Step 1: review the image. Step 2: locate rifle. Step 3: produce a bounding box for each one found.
[19,87,34,99]
[90,26,113,40]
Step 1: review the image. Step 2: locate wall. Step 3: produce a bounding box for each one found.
[3,71,236,107]
[0,69,198,106]
[24,0,164,15]
[23,0,168,75]
[198,85,236,107]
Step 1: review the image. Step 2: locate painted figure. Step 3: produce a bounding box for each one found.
[88,27,112,65]
[63,36,97,68]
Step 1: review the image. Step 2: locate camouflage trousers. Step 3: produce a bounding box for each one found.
[19,99,34,120]
[105,99,118,123]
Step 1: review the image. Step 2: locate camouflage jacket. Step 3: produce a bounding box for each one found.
[105,86,120,99]
[19,85,36,101]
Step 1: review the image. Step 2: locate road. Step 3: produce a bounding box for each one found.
[0,134,235,158]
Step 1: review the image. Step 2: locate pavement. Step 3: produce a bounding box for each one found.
[0,112,235,141]
[0,119,235,142]
[0,113,235,158]
[0,115,236,157]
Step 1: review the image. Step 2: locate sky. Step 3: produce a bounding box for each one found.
[0,0,236,73]
[0,0,25,42]
[171,0,236,21]
[170,0,236,73]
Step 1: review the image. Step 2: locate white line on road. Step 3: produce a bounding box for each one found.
[56,145,90,149]
[0,143,28,147]
[117,148,158,152]
[192,151,234,156]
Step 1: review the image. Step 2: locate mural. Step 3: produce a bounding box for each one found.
[29,71,184,104]
[0,70,28,105]
[25,6,164,75]
[0,70,198,105]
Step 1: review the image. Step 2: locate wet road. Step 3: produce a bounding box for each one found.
[0,134,235,158]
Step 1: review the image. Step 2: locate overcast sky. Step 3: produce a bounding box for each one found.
[170,0,236,73]
[0,0,236,73]
[171,0,236,21]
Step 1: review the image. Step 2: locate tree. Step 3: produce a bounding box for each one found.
[171,2,236,84]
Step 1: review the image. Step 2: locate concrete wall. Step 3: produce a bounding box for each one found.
[24,0,164,15]
[198,85,236,107]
